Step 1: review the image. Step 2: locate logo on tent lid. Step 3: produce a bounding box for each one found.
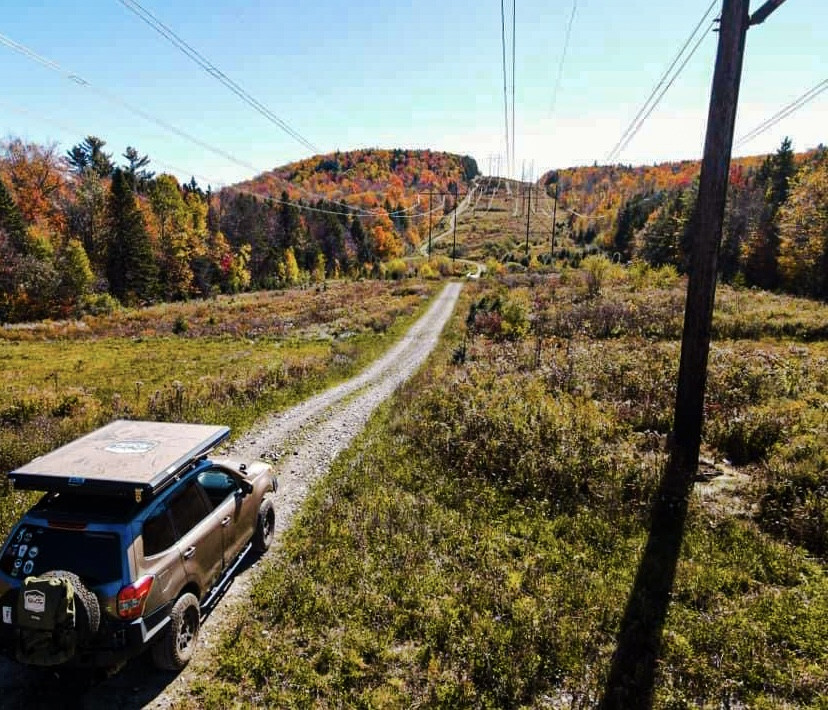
[105,440,159,454]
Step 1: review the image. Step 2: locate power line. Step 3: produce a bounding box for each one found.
[605,0,717,164]
[0,97,219,188]
[117,0,319,155]
[0,94,444,223]
[550,0,578,119]
[736,78,828,147]
[511,0,516,177]
[220,184,446,221]
[0,31,475,223]
[0,102,445,224]
[0,31,416,219]
[501,0,512,179]
[0,30,260,175]
[609,23,713,163]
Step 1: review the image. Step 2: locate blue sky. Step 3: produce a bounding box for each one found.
[0,0,824,186]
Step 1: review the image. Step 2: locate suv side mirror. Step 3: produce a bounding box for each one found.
[238,479,254,496]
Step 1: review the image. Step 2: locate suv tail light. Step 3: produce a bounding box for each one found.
[117,575,154,620]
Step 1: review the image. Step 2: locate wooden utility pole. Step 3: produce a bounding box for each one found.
[749,0,787,25]
[525,184,532,256]
[427,188,433,257]
[550,180,559,263]
[452,198,458,264]
[600,2,790,707]
[424,188,466,260]
[665,0,751,492]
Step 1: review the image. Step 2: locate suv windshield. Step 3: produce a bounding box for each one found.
[1,525,121,585]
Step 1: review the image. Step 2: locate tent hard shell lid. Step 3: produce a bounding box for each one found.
[7,420,230,498]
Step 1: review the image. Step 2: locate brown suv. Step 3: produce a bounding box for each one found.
[0,420,276,670]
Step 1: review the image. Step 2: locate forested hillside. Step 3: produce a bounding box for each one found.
[542,139,827,300]
[0,138,478,323]
[221,148,479,281]
[2,131,825,326]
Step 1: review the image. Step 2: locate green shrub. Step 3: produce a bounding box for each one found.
[757,428,828,556]
[430,256,454,277]
[385,259,409,280]
[466,289,530,341]
[581,254,611,297]
[708,405,789,465]
[408,370,634,513]
[172,314,189,334]
[651,263,680,289]
[78,292,120,316]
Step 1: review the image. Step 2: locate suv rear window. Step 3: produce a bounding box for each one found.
[168,480,212,538]
[142,479,213,557]
[1,525,121,585]
[142,507,176,557]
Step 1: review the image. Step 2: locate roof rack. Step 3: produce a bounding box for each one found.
[8,420,230,500]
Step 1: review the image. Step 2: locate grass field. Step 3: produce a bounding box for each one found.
[0,280,438,538]
[181,266,828,709]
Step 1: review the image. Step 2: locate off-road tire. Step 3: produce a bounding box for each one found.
[43,570,100,642]
[252,498,275,554]
[151,593,200,671]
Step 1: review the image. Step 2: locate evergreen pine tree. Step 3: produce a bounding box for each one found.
[350,215,370,264]
[636,191,685,268]
[0,178,27,254]
[742,137,797,289]
[122,146,153,192]
[107,169,159,304]
[67,136,114,178]
[57,239,94,306]
[279,191,302,250]
[613,194,657,261]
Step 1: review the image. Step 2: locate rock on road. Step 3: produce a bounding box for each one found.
[0,281,462,709]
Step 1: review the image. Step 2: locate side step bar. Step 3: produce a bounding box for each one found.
[200,542,253,615]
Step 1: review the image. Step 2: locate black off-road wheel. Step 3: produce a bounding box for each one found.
[151,593,200,671]
[43,570,100,642]
[252,498,275,554]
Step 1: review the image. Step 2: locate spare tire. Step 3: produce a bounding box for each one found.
[43,570,100,643]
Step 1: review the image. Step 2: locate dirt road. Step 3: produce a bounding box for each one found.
[0,281,462,709]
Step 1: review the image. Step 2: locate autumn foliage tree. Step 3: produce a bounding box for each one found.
[66,168,109,270]
[777,151,828,299]
[1,138,66,232]
[150,174,196,299]
[608,138,823,297]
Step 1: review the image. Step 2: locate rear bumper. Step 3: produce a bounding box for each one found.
[0,592,174,668]
[74,599,174,666]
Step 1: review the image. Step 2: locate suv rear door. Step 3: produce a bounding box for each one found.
[167,479,223,596]
[196,469,256,568]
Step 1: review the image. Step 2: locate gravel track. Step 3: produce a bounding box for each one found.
[0,282,461,709]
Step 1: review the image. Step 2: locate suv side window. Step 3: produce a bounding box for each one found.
[168,479,212,539]
[197,469,238,508]
[143,506,176,557]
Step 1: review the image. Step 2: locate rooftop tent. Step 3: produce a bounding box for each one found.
[8,420,230,498]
